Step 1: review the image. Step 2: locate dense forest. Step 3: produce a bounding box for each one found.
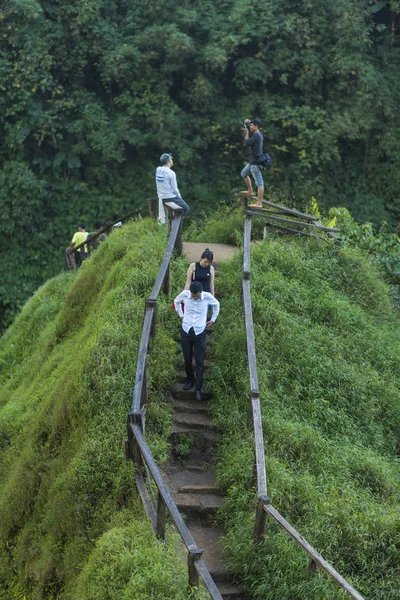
[1,0,400,327]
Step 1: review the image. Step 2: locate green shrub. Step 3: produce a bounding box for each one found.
[0,219,191,599]
[210,233,400,599]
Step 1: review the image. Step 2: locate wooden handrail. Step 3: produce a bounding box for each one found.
[244,210,340,233]
[264,504,365,600]
[131,424,200,549]
[242,215,269,544]
[242,211,365,599]
[149,215,182,301]
[70,205,146,254]
[131,307,154,415]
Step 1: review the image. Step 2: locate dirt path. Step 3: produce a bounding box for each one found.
[182,242,237,265]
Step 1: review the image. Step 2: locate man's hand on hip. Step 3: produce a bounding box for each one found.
[206,320,214,329]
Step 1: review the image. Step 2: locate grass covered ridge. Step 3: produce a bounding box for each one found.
[209,235,400,599]
[0,219,199,600]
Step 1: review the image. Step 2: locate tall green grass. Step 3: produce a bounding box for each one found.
[209,234,400,599]
[0,219,196,600]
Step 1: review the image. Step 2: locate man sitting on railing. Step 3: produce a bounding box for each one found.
[155,153,190,224]
[174,281,220,401]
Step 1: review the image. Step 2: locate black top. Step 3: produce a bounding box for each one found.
[244,131,263,164]
[193,262,211,292]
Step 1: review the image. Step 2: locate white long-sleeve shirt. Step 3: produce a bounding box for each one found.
[174,290,220,335]
[155,166,181,200]
[156,166,181,224]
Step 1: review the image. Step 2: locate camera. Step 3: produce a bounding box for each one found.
[242,119,251,129]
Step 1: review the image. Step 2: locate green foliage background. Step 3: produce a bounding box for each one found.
[1,0,400,327]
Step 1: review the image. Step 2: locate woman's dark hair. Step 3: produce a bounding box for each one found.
[201,248,213,262]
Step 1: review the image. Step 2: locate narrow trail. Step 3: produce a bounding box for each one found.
[163,242,244,599]
[182,242,237,263]
[163,349,244,599]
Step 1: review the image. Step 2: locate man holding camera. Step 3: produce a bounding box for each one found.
[241,118,264,208]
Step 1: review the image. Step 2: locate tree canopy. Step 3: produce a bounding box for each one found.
[1,0,400,327]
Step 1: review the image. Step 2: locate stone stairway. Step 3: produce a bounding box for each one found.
[163,354,246,599]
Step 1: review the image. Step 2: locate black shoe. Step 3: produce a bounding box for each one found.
[183,381,194,391]
[195,390,202,401]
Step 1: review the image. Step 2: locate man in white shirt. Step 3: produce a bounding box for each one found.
[174,281,220,401]
[155,153,190,224]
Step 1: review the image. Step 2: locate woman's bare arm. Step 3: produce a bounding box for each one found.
[184,263,195,290]
[210,266,215,296]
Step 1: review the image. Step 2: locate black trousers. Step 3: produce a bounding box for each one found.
[181,327,207,391]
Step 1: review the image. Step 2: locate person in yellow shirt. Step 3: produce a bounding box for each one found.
[68,223,88,268]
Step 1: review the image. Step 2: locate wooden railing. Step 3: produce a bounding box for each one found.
[67,204,148,265]
[240,193,340,240]
[125,201,223,600]
[242,212,365,600]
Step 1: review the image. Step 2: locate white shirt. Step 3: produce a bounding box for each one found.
[174,290,220,335]
[155,166,181,225]
[155,166,181,200]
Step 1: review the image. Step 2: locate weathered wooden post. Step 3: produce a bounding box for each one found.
[148,197,158,219]
[172,207,183,256]
[162,263,170,295]
[240,192,249,211]
[188,546,203,589]
[308,557,318,577]
[126,412,145,475]
[156,491,166,540]
[254,494,269,541]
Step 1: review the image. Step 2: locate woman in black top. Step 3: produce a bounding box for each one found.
[185,248,215,295]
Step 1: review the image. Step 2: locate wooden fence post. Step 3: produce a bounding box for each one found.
[174,212,183,256]
[127,412,145,475]
[308,557,318,577]
[156,491,166,540]
[188,546,203,589]
[148,197,158,219]
[240,193,249,211]
[162,263,170,295]
[254,494,269,541]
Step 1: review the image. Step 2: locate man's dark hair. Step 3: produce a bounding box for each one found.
[190,281,203,294]
[201,248,213,262]
[79,223,87,230]
[250,118,261,128]
[95,221,104,229]
[160,152,173,165]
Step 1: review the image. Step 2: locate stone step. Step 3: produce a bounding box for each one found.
[179,483,221,494]
[164,465,217,493]
[168,397,210,414]
[174,492,224,516]
[170,384,212,402]
[176,460,215,472]
[218,582,246,599]
[175,359,212,371]
[171,427,218,462]
[172,424,219,442]
[178,370,212,382]
[173,412,216,431]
